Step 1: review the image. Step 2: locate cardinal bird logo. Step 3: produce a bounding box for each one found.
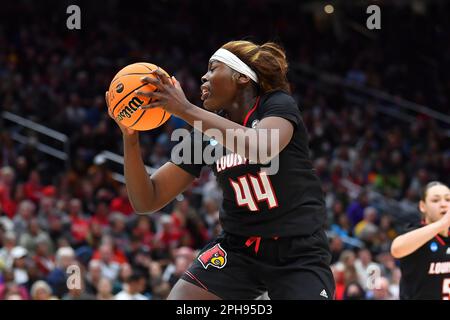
[197,244,228,269]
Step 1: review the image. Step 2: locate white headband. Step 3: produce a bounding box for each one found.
[210,48,259,83]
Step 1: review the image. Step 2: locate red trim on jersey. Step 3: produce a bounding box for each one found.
[434,234,445,246]
[245,236,261,254]
[185,270,208,291]
[421,220,448,245]
[242,96,261,127]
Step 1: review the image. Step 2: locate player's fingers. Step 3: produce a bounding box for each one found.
[140,101,165,110]
[151,69,173,86]
[135,90,164,99]
[105,91,110,109]
[172,76,182,90]
[140,76,163,90]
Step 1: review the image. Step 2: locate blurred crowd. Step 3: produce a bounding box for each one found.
[0,0,449,300]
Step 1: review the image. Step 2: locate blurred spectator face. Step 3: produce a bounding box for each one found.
[97,278,112,297]
[6,293,23,300]
[359,193,369,206]
[338,214,350,230]
[13,255,27,269]
[90,221,103,237]
[176,199,189,214]
[4,283,22,299]
[31,281,53,300]
[332,201,344,215]
[119,263,132,281]
[391,268,401,285]
[331,263,345,283]
[33,287,51,300]
[29,170,40,184]
[35,241,49,256]
[128,276,146,294]
[417,169,429,184]
[378,252,396,271]
[55,199,68,212]
[81,181,94,200]
[358,249,372,266]
[340,250,356,267]
[373,277,391,300]
[419,184,450,224]
[148,261,162,279]
[29,218,40,235]
[363,207,378,222]
[40,196,55,214]
[345,283,365,300]
[175,256,191,276]
[3,232,16,249]
[1,166,15,185]
[405,188,418,201]
[99,244,113,263]
[18,200,36,219]
[111,214,126,233]
[137,216,151,232]
[69,199,82,215]
[330,236,343,252]
[379,215,392,229]
[56,247,75,269]
[89,260,102,282]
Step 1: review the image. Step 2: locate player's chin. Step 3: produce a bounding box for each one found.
[203,98,220,112]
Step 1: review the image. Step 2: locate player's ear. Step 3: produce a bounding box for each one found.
[418,200,426,214]
[233,72,250,85]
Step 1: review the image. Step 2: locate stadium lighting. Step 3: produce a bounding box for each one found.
[324,4,334,14]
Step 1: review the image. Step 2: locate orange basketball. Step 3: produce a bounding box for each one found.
[107,62,171,131]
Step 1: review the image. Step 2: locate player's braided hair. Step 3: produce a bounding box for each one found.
[221,40,290,94]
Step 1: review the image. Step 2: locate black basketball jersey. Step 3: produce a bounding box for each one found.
[171,90,326,238]
[399,224,450,300]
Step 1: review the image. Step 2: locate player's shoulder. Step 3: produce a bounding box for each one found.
[260,90,297,107]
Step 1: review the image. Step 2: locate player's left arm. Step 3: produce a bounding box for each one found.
[136,71,294,163]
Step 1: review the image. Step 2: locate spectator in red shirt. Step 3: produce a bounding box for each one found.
[91,236,128,265]
[110,185,133,216]
[155,215,184,252]
[33,238,55,277]
[0,166,17,218]
[90,200,111,228]
[68,198,90,247]
[23,170,44,204]
[132,215,155,250]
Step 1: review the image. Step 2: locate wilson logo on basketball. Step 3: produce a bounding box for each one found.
[116,82,124,93]
[116,97,144,121]
[198,244,227,269]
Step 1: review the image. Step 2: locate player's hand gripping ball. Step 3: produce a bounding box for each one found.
[107,63,171,131]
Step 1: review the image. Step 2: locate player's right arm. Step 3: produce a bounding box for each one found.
[391,210,450,259]
[106,92,195,214]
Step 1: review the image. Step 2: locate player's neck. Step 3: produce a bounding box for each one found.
[226,89,258,124]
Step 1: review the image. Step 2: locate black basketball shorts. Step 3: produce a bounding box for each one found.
[180,229,335,300]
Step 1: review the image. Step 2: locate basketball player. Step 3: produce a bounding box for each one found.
[391,181,450,300]
[105,40,335,299]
